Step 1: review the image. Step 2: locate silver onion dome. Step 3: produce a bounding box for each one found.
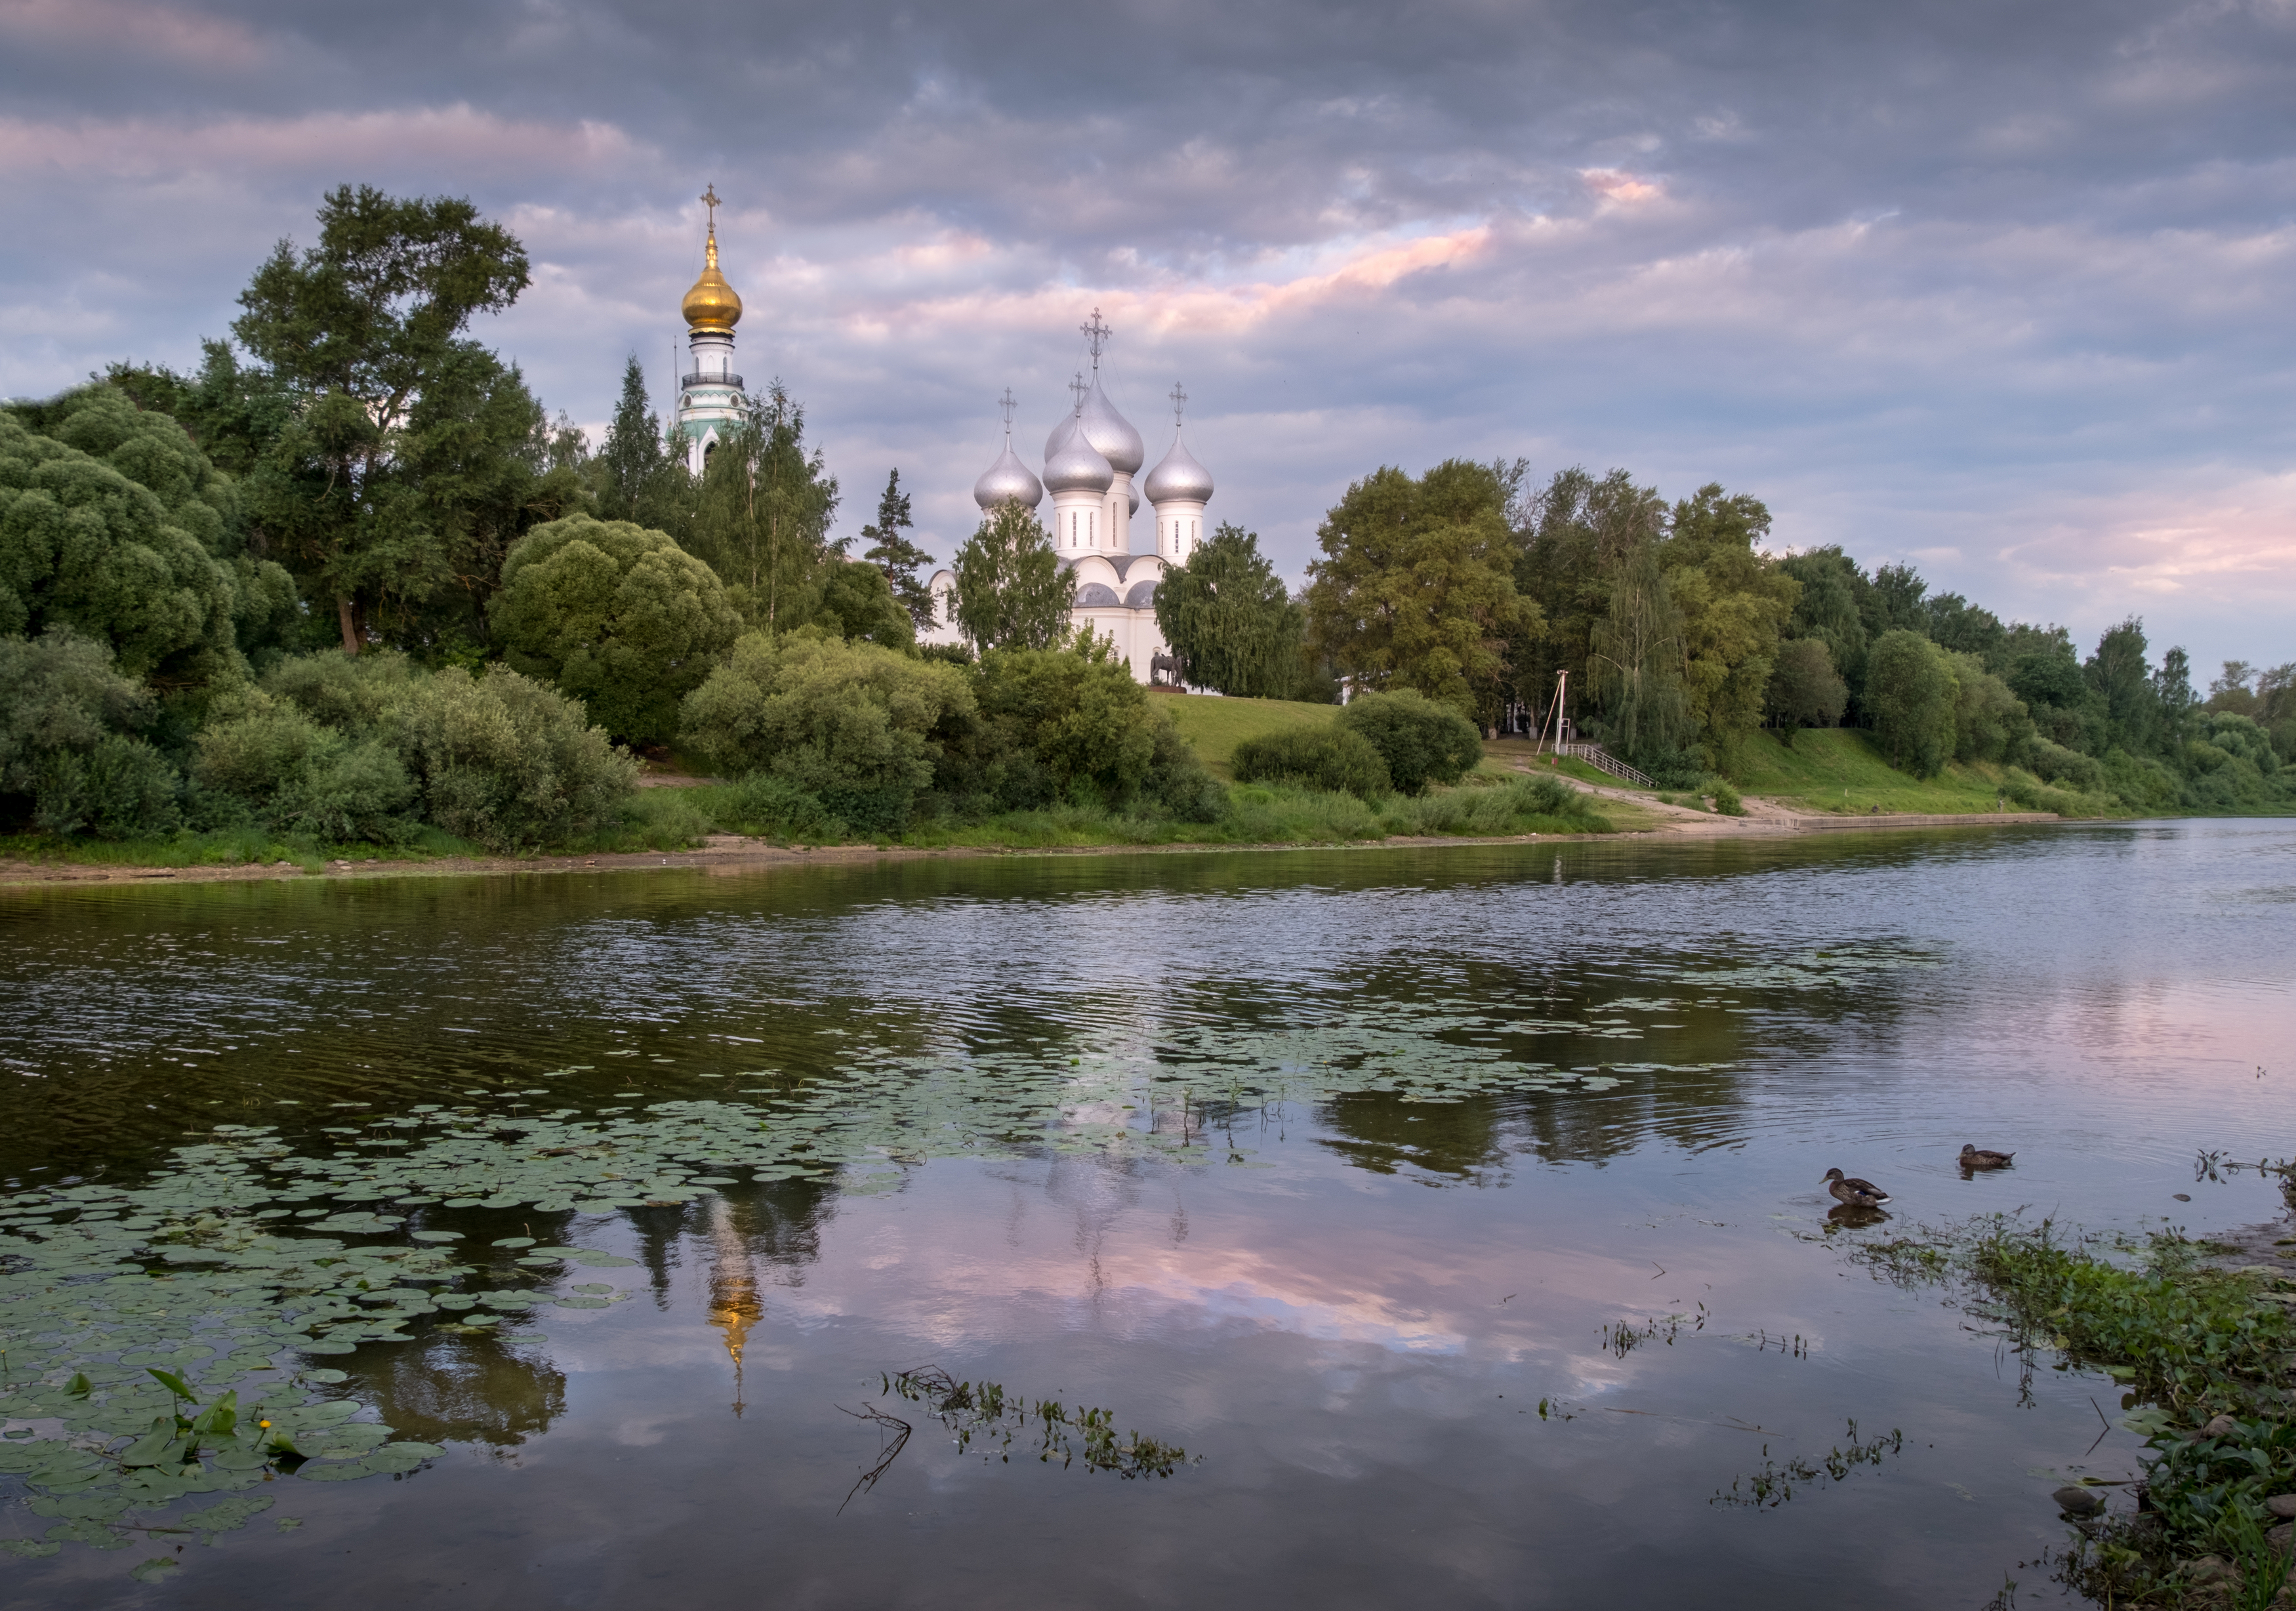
[1042,420,1114,495]
[1075,378,1144,474]
[1143,434,1215,503]
[974,444,1044,510]
[1044,409,1078,461]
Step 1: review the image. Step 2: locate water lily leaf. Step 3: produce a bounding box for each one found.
[129,1557,180,1582]
[491,1237,535,1248]
[409,1231,461,1244]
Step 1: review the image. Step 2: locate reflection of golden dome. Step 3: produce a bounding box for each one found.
[682,228,743,332]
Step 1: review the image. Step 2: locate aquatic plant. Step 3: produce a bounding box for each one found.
[1711,1421,1904,1508]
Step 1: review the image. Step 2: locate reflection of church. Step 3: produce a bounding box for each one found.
[920,311,1217,685]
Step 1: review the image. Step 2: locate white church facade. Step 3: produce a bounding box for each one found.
[667,199,1213,684]
[920,312,1216,685]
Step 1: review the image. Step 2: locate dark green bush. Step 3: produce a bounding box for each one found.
[956,640,1223,818]
[1232,725,1391,798]
[1335,690,1483,794]
[392,665,638,851]
[0,628,181,838]
[192,687,417,844]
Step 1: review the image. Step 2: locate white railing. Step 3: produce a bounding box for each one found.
[1551,743,1656,788]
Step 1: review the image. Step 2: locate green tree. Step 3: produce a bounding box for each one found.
[1864,562,1929,638]
[857,470,937,632]
[0,396,293,686]
[1776,546,1872,699]
[1510,466,1667,723]
[1658,484,1799,772]
[686,384,839,630]
[813,560,916,650]
[1765,638,1849,743]
[595,357,675,523]
[1153,522,1305,697]
[227,185,546,653]
[1945,651,2030,763]
[1335,689,1484,795]
[487,515,741,744]
[1305,459,1534,720]
[1924,591,2007,668]
[2154,644,2197,747]
[1866,628,1958,776]
[952,502,1072,653]
[1587,540,1692,769]
[955,637,1219,817]
[0,627,181,837]
[2085,617,2162,754]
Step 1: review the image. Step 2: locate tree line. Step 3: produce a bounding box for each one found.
[1150,459,2292,810]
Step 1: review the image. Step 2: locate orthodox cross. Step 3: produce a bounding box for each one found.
[1068,371,1088,412]
[1081,308,1111,369]
[701,184,721,230]
[1169,383,1188,430]
[998,387,1017,439]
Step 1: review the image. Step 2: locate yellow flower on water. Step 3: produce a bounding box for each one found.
[258,1420,272,1429]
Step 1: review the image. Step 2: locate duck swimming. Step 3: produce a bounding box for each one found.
[1822,1168,1891,1208]
[1959,1145,2015,1170]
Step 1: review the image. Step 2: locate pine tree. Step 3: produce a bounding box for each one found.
[597,356,666,521]
[859,469,938,630]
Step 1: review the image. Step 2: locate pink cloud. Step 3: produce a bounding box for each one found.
[0,0,264,68]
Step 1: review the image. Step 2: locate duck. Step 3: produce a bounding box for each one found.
[1959,1144,2015,1170]
[1822,1167,1891,1208]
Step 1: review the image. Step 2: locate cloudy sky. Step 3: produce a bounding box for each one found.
[3,0,2291,672]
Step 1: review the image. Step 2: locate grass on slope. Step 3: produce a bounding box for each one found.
[1152,693,1345,779]
[1735,729,2095,815]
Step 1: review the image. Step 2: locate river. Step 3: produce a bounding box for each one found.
[1,820,2289,1608]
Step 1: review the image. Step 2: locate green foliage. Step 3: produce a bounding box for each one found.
[952,501,1072,652]
[1946,652,2031,764]
[2019,735,2104,794]
[0,628,181,838]
[1376,772,1605,836]
[1765,637,1848,742]
[594,356,678,525]
[1231,725,1391,798]
[857,469,938,632]
[685,385,839,630]
[0,402,259,685]
[1509,466,1668,729]
[1865,628,1958,776]
[2087,616,2163,755]
[489,514,741,744]
[680,630,973,832]
[190,687,418,843]
[962,639,1221,819]
[227,185,578,653]
[1658,484,1799,771]
[1306,459,1534,719]
[1711,780,1744,815]
[813,559,916,650]
[390,663,638,850]
[1154,523,1305,697]
[1776,546,1873,704]
[1588,539,1692,772]
[1336,689,1485,795]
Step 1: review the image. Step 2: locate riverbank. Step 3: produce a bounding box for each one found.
[0,802,2063,888]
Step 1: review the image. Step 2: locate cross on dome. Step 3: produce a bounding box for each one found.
[1081,309,1112,369]
[1169,383,1187,430]
[998,388,1017,439]
[701,184,721,231]
[1069,371,1088,411]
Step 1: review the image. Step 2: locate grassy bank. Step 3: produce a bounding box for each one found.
[1735,729,2117,816]
[0,773,1616,872]
[1858,1210,2296,1605]
[1153,693,1349,779]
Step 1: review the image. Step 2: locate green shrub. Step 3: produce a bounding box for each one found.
[392,664,639,851]
[264,649,420,733]
[1866,629,1957,777]
[0,628,181,838]
[1712,780,1745,815]
[1336,690,1483,794]
[1232,725,1391,798]
[961,638,1222,817]
[489,514,742,744]
[718,772,841,839]
[2019,734,2104,794]
[681,631,974,833]
[811,560,915,650]
[191,687,417,844]
[1380,774,1605,835]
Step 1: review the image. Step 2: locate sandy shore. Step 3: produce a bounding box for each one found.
[0,786,2059,890]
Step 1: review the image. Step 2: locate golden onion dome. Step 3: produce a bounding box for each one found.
[681,227,743,332]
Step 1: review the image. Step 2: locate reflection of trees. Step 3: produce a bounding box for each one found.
[1320,1093,1507,1179]
[355,1334,567,1449]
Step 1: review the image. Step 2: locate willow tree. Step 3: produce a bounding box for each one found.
[686,384,839,630]
[952,502,1071,652]
[1153,523,1303,696]
[1588,540,1691,766]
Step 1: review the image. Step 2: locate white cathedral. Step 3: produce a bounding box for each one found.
[668,196,1213,685]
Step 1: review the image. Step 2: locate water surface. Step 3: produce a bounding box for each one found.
[2,822,2291,1608]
